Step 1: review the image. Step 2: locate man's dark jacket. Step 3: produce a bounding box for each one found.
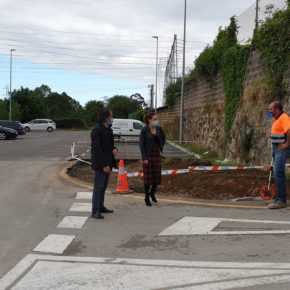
[139,126,166,161]
[91,123,116,171]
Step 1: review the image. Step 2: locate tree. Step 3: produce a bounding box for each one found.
[45,92,80,119]
[83,100,105,126]
[130,93,148,109]
[165,78,182,107]
[12,87,48,122]
[34,85,51,97]
[0,99,8,119]
[107,95,138,118]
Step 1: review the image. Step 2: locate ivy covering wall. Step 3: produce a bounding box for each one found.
[164,1,290,144]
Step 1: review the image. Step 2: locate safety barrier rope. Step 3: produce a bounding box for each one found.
[69,142,290,178]
[188,166,264,171]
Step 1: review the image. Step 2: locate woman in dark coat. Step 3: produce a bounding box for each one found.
[139,112,166,206]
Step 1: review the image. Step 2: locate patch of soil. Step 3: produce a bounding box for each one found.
[67,158,289,200]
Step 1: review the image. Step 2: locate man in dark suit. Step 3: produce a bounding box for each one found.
[90,109,118,219]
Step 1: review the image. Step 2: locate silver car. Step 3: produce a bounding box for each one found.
[23,119,56,132]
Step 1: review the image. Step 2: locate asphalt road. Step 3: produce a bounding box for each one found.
[74,136,192,160]
[1,131,290,289]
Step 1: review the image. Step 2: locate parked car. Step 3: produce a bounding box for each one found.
[0,120,26,135]
[23,119,56,132]
[0,125,18,140]
[112,119,145,138]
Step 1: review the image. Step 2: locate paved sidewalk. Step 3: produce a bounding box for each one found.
[2,189,290,289]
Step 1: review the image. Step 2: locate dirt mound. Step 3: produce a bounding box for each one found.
[67,158,289,200]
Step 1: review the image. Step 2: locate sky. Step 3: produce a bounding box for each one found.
[0,0,287,107]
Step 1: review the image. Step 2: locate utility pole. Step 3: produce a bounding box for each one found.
[255,0,260,30]
[179,0,186,144]
[163,34,178,105]
[174,34,178,80]
[148,84,154,110]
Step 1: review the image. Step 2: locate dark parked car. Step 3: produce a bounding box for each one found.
[0,125,18,140]
[0,120,25,135]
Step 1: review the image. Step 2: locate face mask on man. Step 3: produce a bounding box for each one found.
[151,120,159,127]
[267,111,274,118]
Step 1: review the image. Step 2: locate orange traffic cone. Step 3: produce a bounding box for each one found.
[112,160,133,194]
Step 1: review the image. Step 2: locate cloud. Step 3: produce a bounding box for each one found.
[0,0,285,103]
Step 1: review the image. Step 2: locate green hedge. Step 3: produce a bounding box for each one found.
[55,118,85,129]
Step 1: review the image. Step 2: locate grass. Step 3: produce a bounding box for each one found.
[57,128,91,131]
[169,140,245,166]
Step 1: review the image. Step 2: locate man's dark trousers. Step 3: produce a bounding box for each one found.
[92,171,110,215]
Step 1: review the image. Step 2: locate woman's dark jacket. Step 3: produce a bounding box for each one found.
[90,123,116,171]
[139,126,166,161]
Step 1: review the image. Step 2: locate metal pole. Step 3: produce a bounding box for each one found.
[9,49,16,121]
[179,0,186,144]
[152,36,158,113]
[174,34,178,81]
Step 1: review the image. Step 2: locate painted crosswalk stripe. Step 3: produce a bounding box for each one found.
[69,202,91,212]
[75,192,92,200]
[3,254,290,290]
[33,234,75,254]
[159,216,290,236]
[57,216,88,229]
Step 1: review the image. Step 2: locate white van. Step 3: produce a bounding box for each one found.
[112,119,145,138]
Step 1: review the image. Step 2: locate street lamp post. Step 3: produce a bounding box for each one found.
[179,0,186,144]
[152,36,158,113]
[9,49,16,121]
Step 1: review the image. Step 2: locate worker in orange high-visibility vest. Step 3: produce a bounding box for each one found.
[267,101,290,209]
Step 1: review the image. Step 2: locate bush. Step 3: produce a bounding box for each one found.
[253,4,290,97]
[55,118,85,129]
[165,78,182,107]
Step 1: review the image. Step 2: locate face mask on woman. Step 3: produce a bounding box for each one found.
[108,117,114,125]
[151,120,159,127]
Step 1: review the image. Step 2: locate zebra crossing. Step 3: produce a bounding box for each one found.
[2,191,290,289]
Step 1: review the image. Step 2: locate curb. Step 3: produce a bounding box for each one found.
[59,162,93,190]
[59,163,270,210]
[166,140,201,159]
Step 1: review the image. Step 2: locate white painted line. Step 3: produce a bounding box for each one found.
[159,217,222,235]
[159,216,290,236]
[69,202,91,212]
[2,254,290,290]
[222,217,290,225]
[57,216,88,229]
[76,192,92,200]
[86,149,90,152]
[81,153,86,156]
[33,234,75,254]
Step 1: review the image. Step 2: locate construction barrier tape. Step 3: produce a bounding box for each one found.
[126,169,189,178]
[188,166,264,171]
[69,142,290,178]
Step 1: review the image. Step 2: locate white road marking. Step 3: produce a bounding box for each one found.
[75,192,92,200]
[69,202,91,212]
[2,254,290,289]
[81,153,86,156]
[159,217,290,236]
[33,234,75,254]
[86,149,90,152]
[57,216,88,229]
